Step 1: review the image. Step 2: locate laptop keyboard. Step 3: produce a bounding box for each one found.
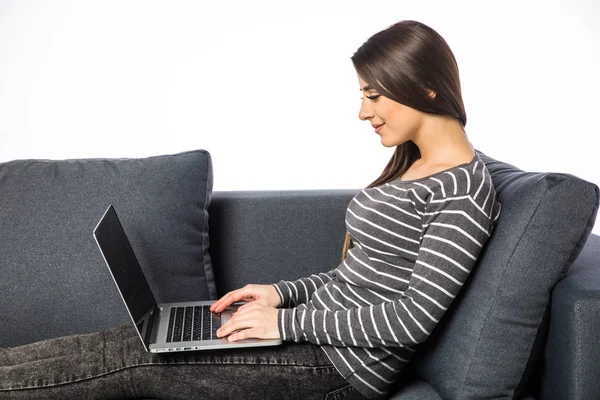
[166,305,220,342]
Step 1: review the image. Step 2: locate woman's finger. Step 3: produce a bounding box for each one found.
[217,312,255,337]
[227,328,258,342]
[210,290,234,311]
[235,302,261,314]
[211,288,251,312]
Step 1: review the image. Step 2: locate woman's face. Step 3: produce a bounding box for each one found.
[357,75,426,148]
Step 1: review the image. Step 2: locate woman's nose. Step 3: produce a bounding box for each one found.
[358,101,372,121]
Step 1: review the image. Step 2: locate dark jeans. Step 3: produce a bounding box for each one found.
[0,323,367,400]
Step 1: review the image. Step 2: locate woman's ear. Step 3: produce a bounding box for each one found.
[426,88,436,99]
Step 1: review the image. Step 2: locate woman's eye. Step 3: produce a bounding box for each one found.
[361,94,381,100]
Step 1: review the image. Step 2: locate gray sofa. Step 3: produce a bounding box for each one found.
[0,149,598,399]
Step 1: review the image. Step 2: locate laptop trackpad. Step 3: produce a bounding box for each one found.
[220,309,235,327]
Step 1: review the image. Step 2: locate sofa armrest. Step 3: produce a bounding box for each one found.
[541,233,600,400]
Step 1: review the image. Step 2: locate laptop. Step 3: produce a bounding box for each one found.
[92,204,282,353]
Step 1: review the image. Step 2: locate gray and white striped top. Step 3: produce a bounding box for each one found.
[273,152,502,399]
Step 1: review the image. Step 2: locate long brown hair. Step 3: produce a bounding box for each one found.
[341,20,467,261]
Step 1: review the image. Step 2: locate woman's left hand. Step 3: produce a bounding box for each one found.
[216,302,281,342]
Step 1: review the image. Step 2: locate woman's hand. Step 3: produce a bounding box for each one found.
[210,284,281,313]
[216,302,280,341]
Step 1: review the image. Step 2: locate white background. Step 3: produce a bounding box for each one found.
[1,0,598,234]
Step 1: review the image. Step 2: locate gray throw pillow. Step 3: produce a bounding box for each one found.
[0,150,216,347]
[406,150,599,399]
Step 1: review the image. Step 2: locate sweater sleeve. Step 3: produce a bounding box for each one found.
[278,193,499,347]
[273,269,337,308]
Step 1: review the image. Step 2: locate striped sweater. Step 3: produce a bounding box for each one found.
[273,152,502,399]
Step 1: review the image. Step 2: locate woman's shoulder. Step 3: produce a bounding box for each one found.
[364,152,497,204]
[389,152,486,196]
[424,153,497,204]
[425,153,501,222]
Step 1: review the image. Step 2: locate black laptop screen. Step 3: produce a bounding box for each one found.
[93,205,157,325]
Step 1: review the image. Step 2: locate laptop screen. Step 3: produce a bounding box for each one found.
[93,205,157,328]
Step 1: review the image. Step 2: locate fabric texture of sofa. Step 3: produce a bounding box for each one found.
[0,149,598,400]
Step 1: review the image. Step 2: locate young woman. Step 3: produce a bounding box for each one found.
[0,20,500,400]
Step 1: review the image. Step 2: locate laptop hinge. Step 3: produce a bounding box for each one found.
[146,306,161,346]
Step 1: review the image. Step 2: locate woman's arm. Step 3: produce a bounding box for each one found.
[272,269,337,308]
[278,193,500,348]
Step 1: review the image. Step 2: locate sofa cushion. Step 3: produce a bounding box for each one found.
[407,150,599,399]
[0,150,216,347]
[389,368,444,399]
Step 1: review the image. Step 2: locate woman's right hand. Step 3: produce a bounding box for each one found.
[210,284,282,313]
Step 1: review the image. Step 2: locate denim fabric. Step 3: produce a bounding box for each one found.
[0,324,367,400]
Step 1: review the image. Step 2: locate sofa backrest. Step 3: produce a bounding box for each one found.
[208,189,357,295]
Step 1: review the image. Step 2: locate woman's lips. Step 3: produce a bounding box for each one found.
[374,124,385,134]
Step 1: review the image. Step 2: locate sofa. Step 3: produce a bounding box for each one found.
[0,149,598,400]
